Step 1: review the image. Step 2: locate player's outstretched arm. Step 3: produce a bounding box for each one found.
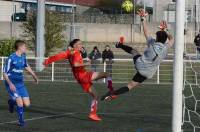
[44,51,70,66]
[158,21,174,48]
[142,17,149,40]
[25,66,38,84]
[137,9,149,40]
[167,31,174,48]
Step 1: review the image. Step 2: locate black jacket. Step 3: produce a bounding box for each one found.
[194,34,200,50]
[194,34,200,47]
[89,51,101,60]
[102,50,114,63]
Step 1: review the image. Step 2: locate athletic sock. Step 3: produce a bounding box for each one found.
[90,100,98,114]
[16,106,24,125]
[113,86,130,95]
[106,77,114,92]
[118,44,133,54]
[9,99,16,105]
[8,99,16,113]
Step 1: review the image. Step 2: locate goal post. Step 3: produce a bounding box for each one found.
[172,0,185,132]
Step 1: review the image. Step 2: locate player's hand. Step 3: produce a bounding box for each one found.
[137,9,148,17]
[33,76,39,84]
[159,21,168,31]
[9,83,16,92]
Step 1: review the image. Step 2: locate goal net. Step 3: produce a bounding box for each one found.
[182,59,200,132]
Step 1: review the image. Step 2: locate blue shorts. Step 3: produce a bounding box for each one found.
[5,81,29,100]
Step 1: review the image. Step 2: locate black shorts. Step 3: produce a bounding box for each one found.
[132,72,147,83]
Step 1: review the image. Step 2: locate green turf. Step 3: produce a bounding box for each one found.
[0,81,173,132]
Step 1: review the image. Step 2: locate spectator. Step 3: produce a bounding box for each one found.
[89,46,101,72]
[81,47,87,58]
[194,32,200,59]
[102,45,114,75]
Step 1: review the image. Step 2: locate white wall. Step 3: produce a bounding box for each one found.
[0,1,22,22]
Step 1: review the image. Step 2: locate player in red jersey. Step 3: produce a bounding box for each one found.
[43,39,116,121]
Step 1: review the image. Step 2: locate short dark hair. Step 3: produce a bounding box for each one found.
[14,40,26,50]
[69,39,80,48]
[156,31,168,44]
[105,45,110,48]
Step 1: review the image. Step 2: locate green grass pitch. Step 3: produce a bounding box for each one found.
[0,81,173,132]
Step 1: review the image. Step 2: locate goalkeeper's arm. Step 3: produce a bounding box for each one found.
[141,17,149,40]
[166,31,174,48]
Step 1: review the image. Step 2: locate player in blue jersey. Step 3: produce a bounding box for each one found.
[3,40,38,126]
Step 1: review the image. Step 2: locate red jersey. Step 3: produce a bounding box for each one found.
[43,50,71,65]
[69,50,87,80]
[44,49,93,92]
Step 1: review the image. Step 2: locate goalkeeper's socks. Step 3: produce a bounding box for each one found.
[116,44,133,54]
[106,77,114,92]
[113,86,129,95]
[101,86,129,101]
[90,100,98,114]
[16,106,25,126]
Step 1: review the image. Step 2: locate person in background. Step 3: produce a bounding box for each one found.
[194,32,200,59]
[81,47,87,59]
[102,45,114,76]
[89,46,101,72]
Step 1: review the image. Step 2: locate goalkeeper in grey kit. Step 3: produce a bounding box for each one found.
[101,9,174,101]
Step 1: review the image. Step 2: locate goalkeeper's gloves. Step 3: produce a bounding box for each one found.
[137,8,148,21]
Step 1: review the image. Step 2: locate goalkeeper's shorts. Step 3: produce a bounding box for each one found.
[132,72,147,83]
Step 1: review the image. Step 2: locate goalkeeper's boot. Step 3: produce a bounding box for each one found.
[100,91,117,101]
[115,42,123,48]
[89,113,102,122]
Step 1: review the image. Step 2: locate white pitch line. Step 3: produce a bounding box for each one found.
[0,112,171,125]
[0,112,75,125]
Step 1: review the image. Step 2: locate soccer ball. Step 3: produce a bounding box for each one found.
[122,0,134,13]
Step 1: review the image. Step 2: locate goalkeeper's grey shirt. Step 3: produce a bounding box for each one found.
[135,37,168,79]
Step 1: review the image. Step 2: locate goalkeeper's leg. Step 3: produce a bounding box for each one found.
[116,43,140,57]
[101,72,147,101]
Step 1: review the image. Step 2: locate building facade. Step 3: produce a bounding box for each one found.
[0,1,22,21]
[153,0,200,23]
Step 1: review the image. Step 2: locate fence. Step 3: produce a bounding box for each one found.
[0,57,199,85]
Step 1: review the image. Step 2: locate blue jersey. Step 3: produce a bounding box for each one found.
[3,53,28,83]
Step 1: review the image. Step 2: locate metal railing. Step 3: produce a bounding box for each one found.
[0,57,199,84]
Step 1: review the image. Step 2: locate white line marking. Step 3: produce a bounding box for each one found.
[0,112,171,125]
[0,112,75,125]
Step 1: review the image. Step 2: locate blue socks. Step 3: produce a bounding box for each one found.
[8,99,16,113]
[16,106,25,126]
